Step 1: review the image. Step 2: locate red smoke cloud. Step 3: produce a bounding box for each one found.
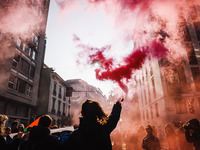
[58,0,200,92]
[75,34,168,93]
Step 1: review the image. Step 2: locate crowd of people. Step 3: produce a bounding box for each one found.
[0,98,200,150]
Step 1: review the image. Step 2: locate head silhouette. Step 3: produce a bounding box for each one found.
[38,115,52,128]
[81,100,108,124]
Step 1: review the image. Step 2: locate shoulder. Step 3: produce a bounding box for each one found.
[143,136,148,141]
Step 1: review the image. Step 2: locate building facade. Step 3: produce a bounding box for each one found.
[0,0,50,125]
[135,6,200,138]
[37,65,70,127]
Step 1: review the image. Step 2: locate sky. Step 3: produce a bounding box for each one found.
[45,0,132,97]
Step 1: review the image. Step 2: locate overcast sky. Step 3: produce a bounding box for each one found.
[45,0,132,97]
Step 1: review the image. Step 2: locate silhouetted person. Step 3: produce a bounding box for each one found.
[18,124,25,133]
[177,125,193,150]
[66,98,122,150]
[11,120,19,133]
[164,124,178,150]
[0,114,23,150]
[5,127,12,144]
[142,125,161,150]
[20,114,61,150]
[184,118,200,150]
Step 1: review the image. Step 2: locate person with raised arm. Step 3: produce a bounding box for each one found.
[65,98,123,150]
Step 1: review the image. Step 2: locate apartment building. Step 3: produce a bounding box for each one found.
[37,65,71,127]
[0,0,50,125]
[135,5,200,137]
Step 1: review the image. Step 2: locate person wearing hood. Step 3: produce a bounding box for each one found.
[20,114,61,150]
[184,118,200,150]
[65,98,123,150]
[142,125,161,150]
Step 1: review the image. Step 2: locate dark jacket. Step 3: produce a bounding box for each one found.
[142,134,161,150]
[185,128,200,150]
[66,101,122,150]
[20,126,60,150]
[0,134,20,150]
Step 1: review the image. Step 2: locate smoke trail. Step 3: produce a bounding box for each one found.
[0,0,45,39]
[74,34,168,93]
[57,0,200,92]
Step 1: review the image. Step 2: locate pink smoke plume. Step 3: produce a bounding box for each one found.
[58,0,200,92]
[0,0,46,39]
[75,34,168,93]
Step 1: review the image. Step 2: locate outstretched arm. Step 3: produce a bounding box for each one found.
[105,98,123,134]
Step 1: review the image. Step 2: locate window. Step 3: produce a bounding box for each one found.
[52,98,56,113]
[68,105,70,117]
[32,50,36,60]
[12,55,20,68]
[22,44,26,51]
[27,84,32,96]
[17,37,21,47]
[63,103,65,115]
[191,67,200,91]
[59,86,62,99]
[194,22,200,41]
[53,82,57,96]
[174,99,187,114]
[150,106,153,118]
[155,103,159,117]
[148,83,151,103]
[144,88,147,105]
[16,78,27,94]
[58,101,61,114]
[25,47,31,56]
[150,65,153,76]
[152,77,156,98]
[20,58,30,75]
[146,69,148,82]
[180,21,191,41]
[8,74,16,89]
[187,43,198,65]
[30,66,35,78]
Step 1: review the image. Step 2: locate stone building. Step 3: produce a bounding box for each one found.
[37,65,70,127]
[0,0,50,125]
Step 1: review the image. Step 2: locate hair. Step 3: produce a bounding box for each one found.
[11,120,19,127]
[81,100,108,125]
[145,125,153,131]
[6,127,11,131]
[50,125,58,129]
[0,114,8,136]
[18,123,25,132]
[38,115,52,127]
